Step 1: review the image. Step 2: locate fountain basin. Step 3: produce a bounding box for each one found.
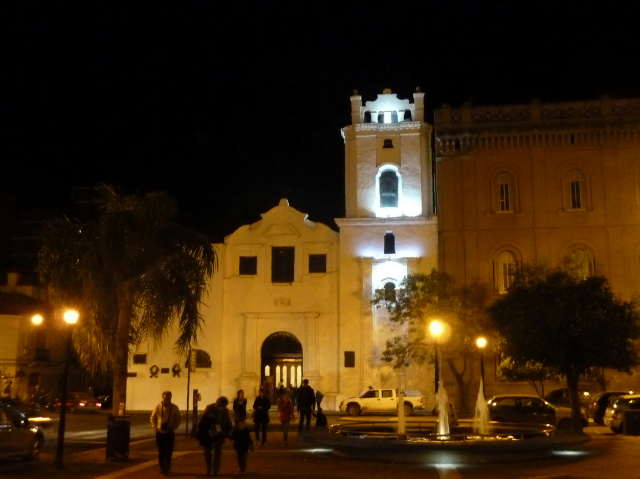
[303,422,590,464]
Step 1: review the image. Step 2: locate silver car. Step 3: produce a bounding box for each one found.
[603,394,640,433]
[0,403,45,461]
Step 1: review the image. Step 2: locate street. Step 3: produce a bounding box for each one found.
[2,413,640,479]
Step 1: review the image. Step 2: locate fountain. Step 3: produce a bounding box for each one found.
[435,380,449,436]
[473,378,490,435]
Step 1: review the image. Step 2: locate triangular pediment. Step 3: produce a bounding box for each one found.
[263,223,300,238]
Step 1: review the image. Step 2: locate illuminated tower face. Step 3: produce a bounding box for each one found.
[342,88,433,220]
[336,89,438,395]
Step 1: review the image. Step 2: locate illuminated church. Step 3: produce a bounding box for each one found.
[127,90,640,411]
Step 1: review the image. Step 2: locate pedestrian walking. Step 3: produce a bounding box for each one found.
[150,391,181,475]
[278,392,296,446]
[297,379,315,432]
[196,396,232,477]
[315,389,324,409]
[253,388,271,444]
[233,390,247,424]
[232,418,254,475]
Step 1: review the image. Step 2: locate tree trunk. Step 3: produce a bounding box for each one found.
[113,283,133,415]
[566,370,584,433]
[447,357,469,413]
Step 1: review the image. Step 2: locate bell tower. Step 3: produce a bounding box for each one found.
[335,88,438,401]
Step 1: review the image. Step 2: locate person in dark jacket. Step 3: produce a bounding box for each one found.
[233,390,247,424]
[233,418,254,475]
[297,379,315,432]
[197,396,232,477]
[252,388,271,444]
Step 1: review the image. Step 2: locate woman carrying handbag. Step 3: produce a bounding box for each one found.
[278,393,295,446]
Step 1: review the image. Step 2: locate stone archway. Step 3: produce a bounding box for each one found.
[261,332,303,403]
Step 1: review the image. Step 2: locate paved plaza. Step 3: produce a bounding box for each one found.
[2,421,640,479]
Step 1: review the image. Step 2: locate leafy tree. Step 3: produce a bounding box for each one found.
[496,356,560,397]
[374,270,490,412]
[489,265,640,432]
[38,186,216,412]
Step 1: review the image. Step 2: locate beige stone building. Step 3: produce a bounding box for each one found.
[435,96,640,399]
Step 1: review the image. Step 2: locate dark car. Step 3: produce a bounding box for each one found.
[0,403,45,461]
[0,399,53,428]
[544,388,591,419]
[54,392,101,413]
[488,395,558,426]
[589,391,633,425]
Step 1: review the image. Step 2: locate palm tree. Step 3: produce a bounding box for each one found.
[38,186,216,412]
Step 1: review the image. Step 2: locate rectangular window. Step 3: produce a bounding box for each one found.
[501,263,516,293]
[308,254,327,273]
[384,232,396,254]
[272,247,294,283]
[239,256,258,275]
[499,183,510,211]
[570,181,582,209]
[344,351,355,368]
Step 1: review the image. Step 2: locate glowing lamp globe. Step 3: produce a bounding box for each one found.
[64,310,79,325]
[429,320,444,338]
[32,315,44,325]
[476,337,487,348]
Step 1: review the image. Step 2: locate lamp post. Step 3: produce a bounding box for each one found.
[33,309,79,469]
[429,320,444,393]
[476,337,487,397]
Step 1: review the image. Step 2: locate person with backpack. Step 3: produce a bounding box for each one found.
[297,379,315,432]
[197,396,232,476]
[252,388,271,445]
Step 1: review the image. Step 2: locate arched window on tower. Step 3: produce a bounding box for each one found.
[383,281,396,302]
[404,109,412,121]
[380,170,399,208]
[377,112,384,123]
[391,111,398,123]
[364,111,372,123]
[494,250,517,294]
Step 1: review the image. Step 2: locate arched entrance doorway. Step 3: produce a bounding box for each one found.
[261,332,303,403]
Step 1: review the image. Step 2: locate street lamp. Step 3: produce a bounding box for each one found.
[476,337,487,397]
[32,309,79,469]
[429,320,444,393]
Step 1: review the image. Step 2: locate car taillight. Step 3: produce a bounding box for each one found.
[96,403,102,407]
[79,402,86,407]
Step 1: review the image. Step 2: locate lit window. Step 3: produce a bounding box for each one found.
[380,171,399,208]
[495,251,517,294]
[383,282,396,302]
[383,139,394,149]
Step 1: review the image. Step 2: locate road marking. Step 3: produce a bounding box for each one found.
[92,451,190,479]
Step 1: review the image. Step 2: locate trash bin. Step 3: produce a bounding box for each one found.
[624,410,640,435]
[106,414,131,460]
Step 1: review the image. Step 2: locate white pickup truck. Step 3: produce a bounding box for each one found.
[338,388,425,417]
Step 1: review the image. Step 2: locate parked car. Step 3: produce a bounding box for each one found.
[487,394,586,430]
[0,402,45,461]
[54,392,101,413]
[603,394,640,433]
[589,391,633,425]
[0,399,52,428]
[339,388,426,416]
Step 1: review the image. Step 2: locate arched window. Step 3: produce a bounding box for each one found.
[380,170,399,208]
[391,111,398,123]
[564,169,587,210]
[494,250,517,294]
[364,111,372,123]
[404,109,412,121]
[383,281,396,302]
[377,112,384,123]
[563,247,594,280]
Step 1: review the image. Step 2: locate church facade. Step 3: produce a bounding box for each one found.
[126,91,640,412]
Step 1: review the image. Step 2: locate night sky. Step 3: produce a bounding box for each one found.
[3,1,640,242]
